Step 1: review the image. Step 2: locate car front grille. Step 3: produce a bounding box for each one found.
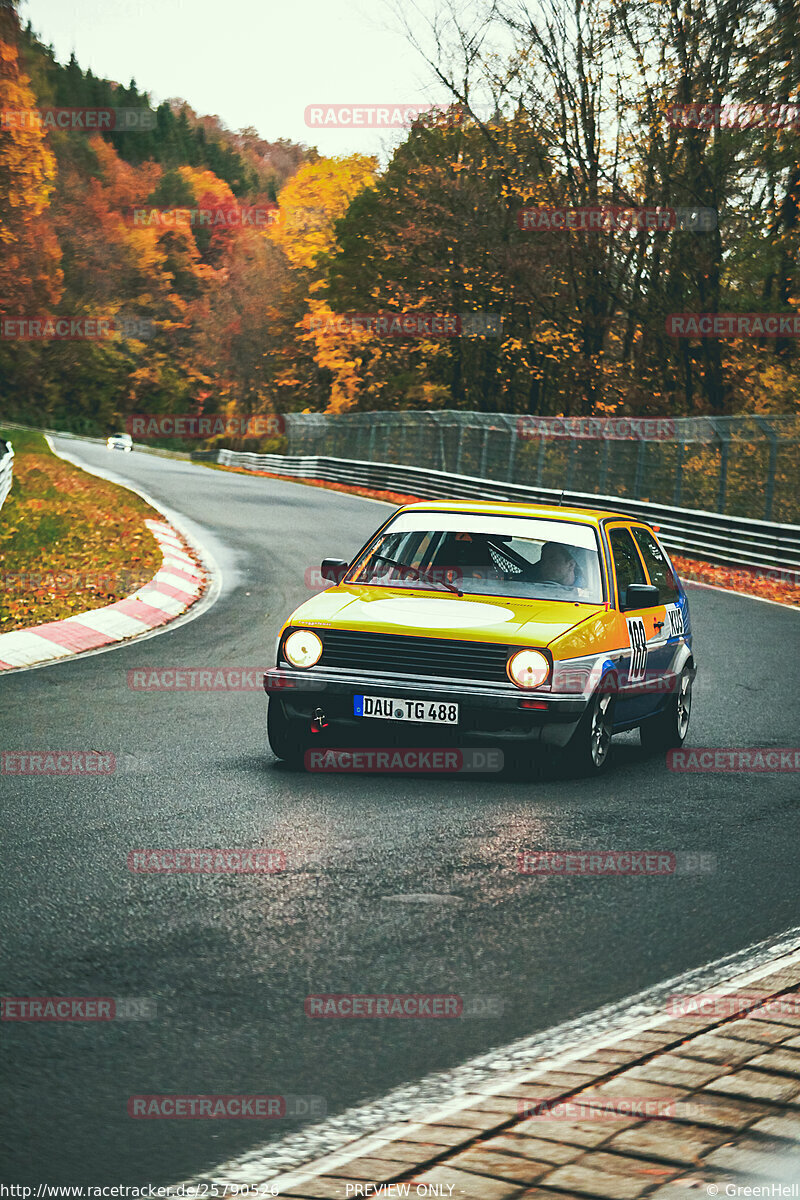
[301,628,513,684]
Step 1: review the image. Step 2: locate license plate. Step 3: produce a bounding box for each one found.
[354,695,459,725]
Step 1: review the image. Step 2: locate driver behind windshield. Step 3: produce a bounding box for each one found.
[529,541,580,589]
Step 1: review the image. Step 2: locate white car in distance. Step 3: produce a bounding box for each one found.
[106,432,133,452]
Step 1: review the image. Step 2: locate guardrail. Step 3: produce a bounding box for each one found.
[217,449,800,575]
[0,439,14,511]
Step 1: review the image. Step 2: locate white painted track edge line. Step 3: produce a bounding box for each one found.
[269,948,800,1192]
[175,926,800,1191]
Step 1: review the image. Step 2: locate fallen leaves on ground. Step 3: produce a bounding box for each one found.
[671,555,800,609]
[0,430,164,630]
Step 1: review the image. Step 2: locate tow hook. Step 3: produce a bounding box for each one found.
[310,708,329,734]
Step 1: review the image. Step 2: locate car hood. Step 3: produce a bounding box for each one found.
[285,586,604,647]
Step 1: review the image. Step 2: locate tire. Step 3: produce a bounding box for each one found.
[267,699,306,769]
[562,683,616,776]
[639,668,693,754]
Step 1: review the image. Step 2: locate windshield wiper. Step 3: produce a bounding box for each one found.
[369,554,463,596]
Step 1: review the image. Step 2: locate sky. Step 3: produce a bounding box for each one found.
[20,0,459,160]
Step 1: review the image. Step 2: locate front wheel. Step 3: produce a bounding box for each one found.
[562,685,615,776]
[267,699,307,769]
[640,669,693,754]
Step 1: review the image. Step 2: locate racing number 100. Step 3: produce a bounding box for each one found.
[626,617,648,683]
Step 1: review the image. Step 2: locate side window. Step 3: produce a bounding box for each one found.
[609,527,646,604]
[632,528,679,603]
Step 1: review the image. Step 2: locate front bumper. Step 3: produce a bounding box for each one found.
[264,666,588,748]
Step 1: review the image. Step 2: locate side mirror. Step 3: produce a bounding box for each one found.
[321,558,349,584]
[622,583,660,611]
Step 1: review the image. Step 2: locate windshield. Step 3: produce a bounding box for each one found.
[348,513,604,603]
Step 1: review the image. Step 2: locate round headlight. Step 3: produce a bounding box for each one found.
[507,648,549,689]
[284,629,323,669]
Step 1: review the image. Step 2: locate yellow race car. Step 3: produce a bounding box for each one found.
[264,500,695,775]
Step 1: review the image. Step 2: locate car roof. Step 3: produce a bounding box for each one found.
[395,499,647,528]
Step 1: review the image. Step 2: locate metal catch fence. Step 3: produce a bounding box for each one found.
[282,412,800,525]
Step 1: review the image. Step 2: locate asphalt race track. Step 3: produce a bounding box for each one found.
[2,439,799,1185]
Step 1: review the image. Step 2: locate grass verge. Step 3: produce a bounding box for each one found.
[0,428,162,630]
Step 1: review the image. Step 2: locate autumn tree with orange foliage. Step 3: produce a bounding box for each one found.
[267,154,377,413]
[1,0,797,442]
[0,1,61,314]
[1,13,317,437]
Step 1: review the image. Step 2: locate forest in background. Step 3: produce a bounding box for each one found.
[0,0,797,448]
